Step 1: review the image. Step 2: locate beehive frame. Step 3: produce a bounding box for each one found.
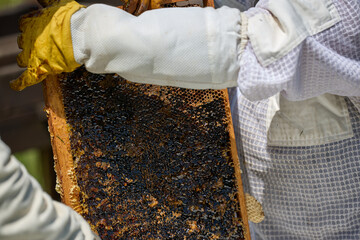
[42,1,251,239]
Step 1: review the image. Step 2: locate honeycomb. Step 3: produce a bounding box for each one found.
[56,67,246,239]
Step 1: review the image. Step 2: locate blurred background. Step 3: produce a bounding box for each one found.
[0,0,122,201]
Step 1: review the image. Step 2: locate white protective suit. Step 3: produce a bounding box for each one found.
[70,0,360,239]
[1,0,359,239]
[0,138,100,240]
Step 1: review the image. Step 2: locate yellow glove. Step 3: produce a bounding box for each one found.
[11,0,83,91]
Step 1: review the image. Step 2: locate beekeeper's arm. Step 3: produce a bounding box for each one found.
[0,138,100,240]
[12,0,360,101]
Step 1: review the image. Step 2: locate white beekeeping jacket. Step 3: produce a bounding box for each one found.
[1,0,357,238]
[0,138,100,240]
[229,0,360,239]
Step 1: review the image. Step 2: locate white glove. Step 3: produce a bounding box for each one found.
[0,138,100,240]
[71,5,245,89]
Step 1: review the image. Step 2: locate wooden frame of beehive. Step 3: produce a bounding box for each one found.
[42,0,251,239]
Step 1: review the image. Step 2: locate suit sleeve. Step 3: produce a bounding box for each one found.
[70,0,359,101]
[0,139,100,240]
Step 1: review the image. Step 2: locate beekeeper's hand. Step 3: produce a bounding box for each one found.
[11,0,84,91]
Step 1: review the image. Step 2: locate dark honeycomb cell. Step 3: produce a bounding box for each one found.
[59,66,245,239]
